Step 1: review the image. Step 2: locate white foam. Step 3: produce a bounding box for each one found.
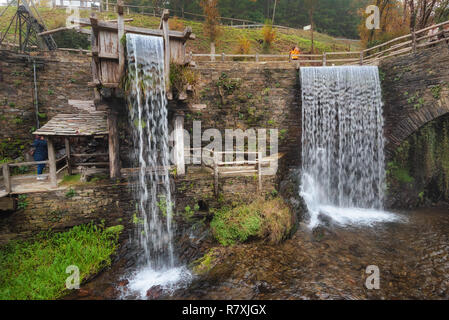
[314,205,402,228]
[126,266,193,299]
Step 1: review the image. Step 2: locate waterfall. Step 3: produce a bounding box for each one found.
[124,34,190,297]
[300,66,399,228]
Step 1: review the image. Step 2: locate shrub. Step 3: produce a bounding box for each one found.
[261,20,276,52]
[210,196,292,246]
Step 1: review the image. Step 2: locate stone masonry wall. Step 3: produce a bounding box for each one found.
[380,42,449,156]
[0,50,94,159]
[0,182,134,244]
[0,173,276,245]
[171,61,302,182]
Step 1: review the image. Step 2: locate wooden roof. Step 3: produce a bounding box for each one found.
[33,113,108,136]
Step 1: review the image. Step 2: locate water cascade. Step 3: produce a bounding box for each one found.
[125,33,190,296]
[300,66,399,228]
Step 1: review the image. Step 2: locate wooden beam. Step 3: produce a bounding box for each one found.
[2,164,11,194]
[65,138,72,175]
[117,0,125,81]
[71,18,195,42]
[108,112,121,179]
[90,13,100,87]
[161,9,171,94]
[47,138,58,188]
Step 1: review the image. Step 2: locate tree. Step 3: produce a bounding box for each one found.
[305,0,316,53]
[359,0,409,47]
[404,0,441,31]
[200,0,222,61]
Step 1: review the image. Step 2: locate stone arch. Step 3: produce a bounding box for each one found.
[385,96,449,156]
[380,43,449,157]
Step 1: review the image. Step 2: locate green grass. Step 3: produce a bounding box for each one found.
[0,6,360,54]
[0,223,123,300]
[60,174,81,185]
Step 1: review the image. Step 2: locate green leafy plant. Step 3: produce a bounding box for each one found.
[431,85,441,100]
[17,195,29,210]
[65,188,76,198]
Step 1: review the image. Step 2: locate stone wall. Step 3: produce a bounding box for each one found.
[170,61,302,182]
[0,50,93,160]
[0,181,134,244]
[380,43,449,156]
[0,172,276,245]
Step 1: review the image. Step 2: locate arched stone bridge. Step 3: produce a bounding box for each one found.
[380,42,449,156]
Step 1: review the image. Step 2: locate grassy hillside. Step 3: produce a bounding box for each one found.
[0,7,361,54]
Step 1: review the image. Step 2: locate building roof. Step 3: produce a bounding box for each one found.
[33,113,108,136]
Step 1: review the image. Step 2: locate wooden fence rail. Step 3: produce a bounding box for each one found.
[191,19,449,65]
[185,148,264,195]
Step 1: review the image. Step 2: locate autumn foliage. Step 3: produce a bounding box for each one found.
[200,0,222,43]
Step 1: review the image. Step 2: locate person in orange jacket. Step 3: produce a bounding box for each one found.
[290,46,301,60]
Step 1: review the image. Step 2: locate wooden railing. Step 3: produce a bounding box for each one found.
[0,151,108,194]
[185,148,265,195]
[0,157,66,194]
[191,20,449,65]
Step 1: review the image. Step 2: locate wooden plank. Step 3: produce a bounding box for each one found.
[71,18,195,42]
[8,160,49,167]
[117,0,125,80]
[108,112,121,178]
[72,153,109,157]
[75,162,110,166]
[47,138,58,188]
[56,164,68,175]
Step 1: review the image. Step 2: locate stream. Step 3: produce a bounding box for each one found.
[65,205,449,300]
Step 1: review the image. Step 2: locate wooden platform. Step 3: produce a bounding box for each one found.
[0,174,65,197]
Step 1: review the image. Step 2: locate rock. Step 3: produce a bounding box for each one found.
[146,285,163,299]
[103,286,118,299]
[118,279,129,287]
[78,288,90,297]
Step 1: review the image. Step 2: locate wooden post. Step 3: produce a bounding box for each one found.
[160,10,170,91]
[412,31,417,54]
[257,152,262,192]
[255,53,259,62]
[65,138,72,175]
[173,114,186,176]
[359,51,364,65]
[108,111,121,179]
[2,164,11,194]
[323,52,326,66]
[117,0,125,80]
[221,52,225,62]
[213,152,219,196]
[210,42,215,61]
[47,138,57,188]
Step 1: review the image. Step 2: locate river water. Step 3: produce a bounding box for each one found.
[65,205,449,300]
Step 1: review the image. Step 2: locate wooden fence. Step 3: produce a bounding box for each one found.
[0,151,108,195]
[186,148,265,195]
[191,20,449,65]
